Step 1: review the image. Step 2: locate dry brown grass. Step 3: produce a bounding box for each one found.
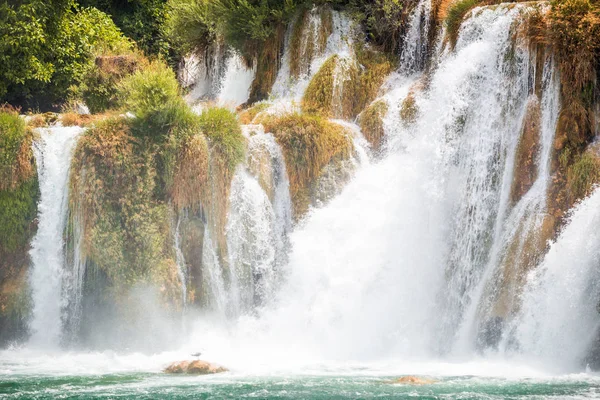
[170,134,209,211]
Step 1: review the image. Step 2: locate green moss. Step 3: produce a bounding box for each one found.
[446,0,480,48]
[262,113,352,216]
[302,55,337,116]
[0,176,39,254]
[199,107,245,174]
[302,47,393,119]
[568,150,600,202]
[0,110,34,190]
[359,100,388,150]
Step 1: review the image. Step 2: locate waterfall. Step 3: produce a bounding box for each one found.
[29,126,83,347]
[510,187,600,371]
[174,215,188,309]
[183,3,564,365]
[183,45,255,111]
[399,0,433,73]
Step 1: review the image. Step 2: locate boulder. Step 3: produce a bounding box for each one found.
[164,360,228,375]
[387,376,436,385]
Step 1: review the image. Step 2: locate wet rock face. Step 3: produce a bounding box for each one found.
[511,96,541,204]
[165,360,228,375]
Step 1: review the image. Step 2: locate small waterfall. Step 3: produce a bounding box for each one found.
[226,168,278,313]
[182,43,228,103]
[183,45,254,110]
[201,226,228,314]
[174,215,188,309]
[29,126,83,347]
[455,51,560,353]
[216,52,255,108]
[271,10,355,106]
[510,187,600,370]
[399,0,433,73]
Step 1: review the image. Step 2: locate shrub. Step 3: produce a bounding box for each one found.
[80,54,144,114]
[262,113,352,215]
[119,60,180,118]
[198,107,245,174]
[163,0,216,56]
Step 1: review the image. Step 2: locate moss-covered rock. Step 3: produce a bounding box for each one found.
[262,113,353,217]
[359,99,388,151]
[238,102,271,125]
[302,47,393,120]
[400,92,419,125]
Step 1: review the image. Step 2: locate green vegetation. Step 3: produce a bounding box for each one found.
[79,54,144,114]
[198,107,245,174]
[302,55,338,116]
[0,1,131,109]
[567,150,600,202]
[262,113,352,215]
[0,109,38,341]
[163,0,216,56]
[70,118,180,299]
[238,102,271,124]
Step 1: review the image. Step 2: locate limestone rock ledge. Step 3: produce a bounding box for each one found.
[165,360,228,375]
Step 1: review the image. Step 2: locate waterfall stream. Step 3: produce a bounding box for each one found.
[29,126,83,347]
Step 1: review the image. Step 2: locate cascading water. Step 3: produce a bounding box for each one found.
[399,0,433,74]
[183,3,570,368]
[184,45,255,111]
[508,187,600,371]
[29,126,83,347]
[173,216,188,309]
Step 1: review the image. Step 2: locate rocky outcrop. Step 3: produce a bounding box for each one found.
[164,360,228,375]
[386,376,437,385]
